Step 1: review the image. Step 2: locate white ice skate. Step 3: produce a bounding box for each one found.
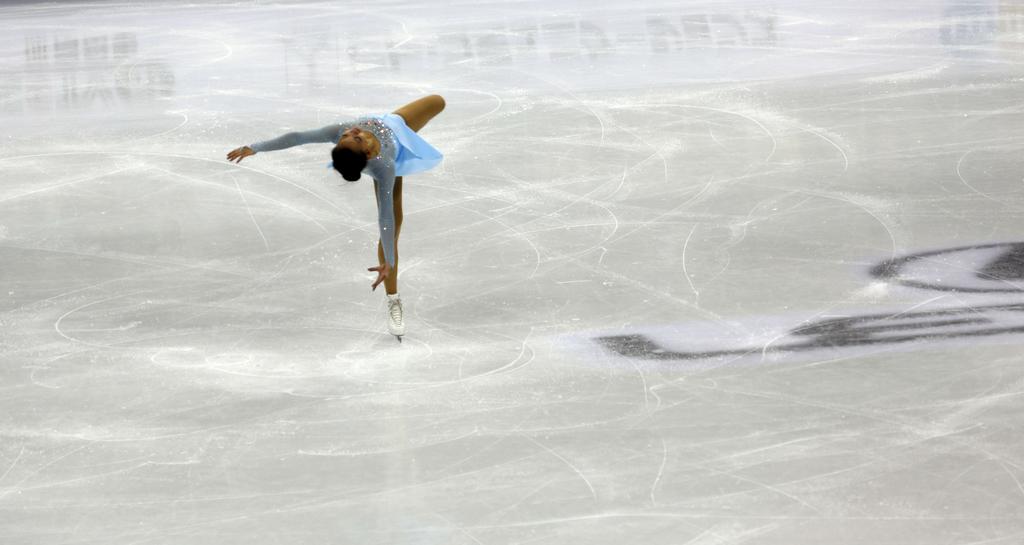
[387,293,405,341]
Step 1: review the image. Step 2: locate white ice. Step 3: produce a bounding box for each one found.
[3,0,1024,543]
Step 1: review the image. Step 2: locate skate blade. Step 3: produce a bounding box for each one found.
[393,334,403,343]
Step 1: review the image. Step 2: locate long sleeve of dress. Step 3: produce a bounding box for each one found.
[372,167,398,268]
[249,124,343,153]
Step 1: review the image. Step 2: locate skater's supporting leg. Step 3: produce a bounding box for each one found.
[392,95,446,133]
[375,176,403,295]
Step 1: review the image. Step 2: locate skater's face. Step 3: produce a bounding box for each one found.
[338,127,379,159]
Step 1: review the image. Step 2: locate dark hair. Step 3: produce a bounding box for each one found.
[331,146,367,182]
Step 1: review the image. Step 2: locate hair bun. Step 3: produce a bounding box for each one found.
[331,145,368,182]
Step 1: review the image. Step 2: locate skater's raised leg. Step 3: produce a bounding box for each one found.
[392,95,446,132]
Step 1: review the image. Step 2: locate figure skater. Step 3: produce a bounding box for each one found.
[226,95,446,340]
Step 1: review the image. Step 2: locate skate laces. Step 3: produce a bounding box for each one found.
[388,297,403,325]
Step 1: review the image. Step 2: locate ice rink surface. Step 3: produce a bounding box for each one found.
[3,0,1024,543]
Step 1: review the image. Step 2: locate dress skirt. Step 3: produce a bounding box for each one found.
[380,113,443,176]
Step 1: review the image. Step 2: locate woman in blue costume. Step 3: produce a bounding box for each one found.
[226,95,446,340]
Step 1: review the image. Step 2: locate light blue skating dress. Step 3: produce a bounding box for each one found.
[247,113,443,268]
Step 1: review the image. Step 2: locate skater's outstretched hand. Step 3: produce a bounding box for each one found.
[368,263,391,291]
[226,146,255,163]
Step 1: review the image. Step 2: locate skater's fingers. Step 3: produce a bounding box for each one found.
[370,263,389,290]
[227,148,251,163]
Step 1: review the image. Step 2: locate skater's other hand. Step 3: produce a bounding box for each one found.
[227,146,255,163]
[368,263,391,291]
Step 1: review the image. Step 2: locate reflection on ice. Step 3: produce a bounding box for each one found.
[8,32,173,115]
